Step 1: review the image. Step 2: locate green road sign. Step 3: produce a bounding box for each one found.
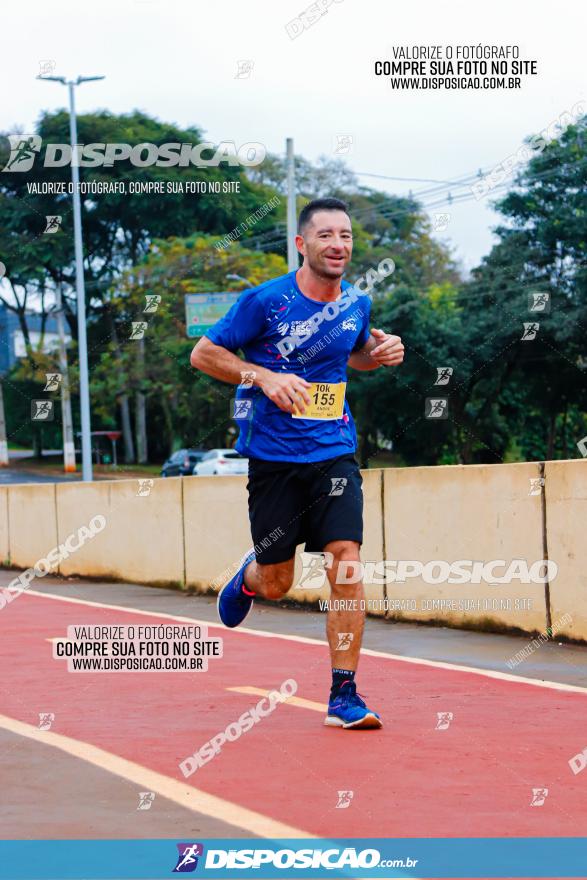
[185,292,241,337]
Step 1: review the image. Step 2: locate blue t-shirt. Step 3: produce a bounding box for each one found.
[205,270,371,463]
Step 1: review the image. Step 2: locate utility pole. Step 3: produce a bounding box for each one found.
[54,283,76,472]
[0,380,8,466]
[38,73,104,481]
[68,79,93,481]
[135,336,148,464]
[0,263,6,465]
[286,137,298,272]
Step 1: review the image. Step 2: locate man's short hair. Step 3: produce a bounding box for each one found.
[298,197,350,234]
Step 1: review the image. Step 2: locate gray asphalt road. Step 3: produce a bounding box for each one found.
[0,468,77,484]
[3,570,585,688]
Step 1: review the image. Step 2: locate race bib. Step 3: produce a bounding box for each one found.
[292,382,346,421]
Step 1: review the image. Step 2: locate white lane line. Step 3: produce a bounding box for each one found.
[24,589,587,694]
[0,712,313,839]
[227,686,326,712]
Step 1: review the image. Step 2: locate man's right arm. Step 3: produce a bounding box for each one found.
[190,337,312,414]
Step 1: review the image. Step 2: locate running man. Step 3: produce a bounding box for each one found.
[190,197,404,729]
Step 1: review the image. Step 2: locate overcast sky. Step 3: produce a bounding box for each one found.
[2,0,585,271]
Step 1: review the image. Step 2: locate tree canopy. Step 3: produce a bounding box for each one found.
[1,109,585,467]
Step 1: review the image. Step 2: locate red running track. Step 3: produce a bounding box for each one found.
[1,591,586,840]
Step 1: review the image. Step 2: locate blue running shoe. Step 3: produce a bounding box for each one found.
[324,681,382,729]
[217,549,256,628]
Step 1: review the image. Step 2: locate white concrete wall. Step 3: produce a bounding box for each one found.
[2,459,586,639]
[382,462,548,633]
[544,460,587,640]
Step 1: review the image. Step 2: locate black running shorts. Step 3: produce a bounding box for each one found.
[247,453,364,565]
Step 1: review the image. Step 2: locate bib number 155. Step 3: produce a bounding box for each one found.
[292,381,346,421]
[313,384,336,407]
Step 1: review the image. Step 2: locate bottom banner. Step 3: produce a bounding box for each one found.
[0,838,586,879]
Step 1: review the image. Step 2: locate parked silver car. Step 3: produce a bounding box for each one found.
[193,449,249,476]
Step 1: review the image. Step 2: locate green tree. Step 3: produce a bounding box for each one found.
[91,236,288,460]
[0,110,284,458]
[491,115,587,458]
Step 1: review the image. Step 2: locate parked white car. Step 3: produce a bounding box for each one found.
[193,449,249,476]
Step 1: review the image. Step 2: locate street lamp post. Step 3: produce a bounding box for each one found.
[38,74,104,482]
[286,137,298,272]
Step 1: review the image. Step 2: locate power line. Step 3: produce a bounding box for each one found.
[352,152,586,214]
[241,156,587,254]
[354,172,459,185]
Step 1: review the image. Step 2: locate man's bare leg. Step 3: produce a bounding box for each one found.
[324,540,365,671]
[244,543,366,670]
[243,557,295,601]
[322,539,380,727]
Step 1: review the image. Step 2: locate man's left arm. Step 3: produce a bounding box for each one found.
[348,328,405,371]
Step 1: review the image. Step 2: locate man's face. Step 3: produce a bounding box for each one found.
[296,210,353,279]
